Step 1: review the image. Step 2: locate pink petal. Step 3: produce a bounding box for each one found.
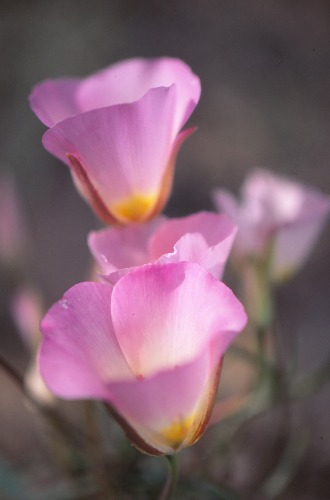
[39,282,132,399]
[279,182,330,275]
[110,262,246,378]
[107,262,245,452]
[243,169,310,227]
[241,168,330,232]
[107,351,221,454]
[147,126,196,221]
[29,79,81,127]
[273,217,329,279]
[88,217,165,275]
[42,87,181,223]
[212,188,240,221]
[77,57,201,133]
[90,212,236,283]
[149,211,237,279]
[29,58,201,133]
[213,188,265,256]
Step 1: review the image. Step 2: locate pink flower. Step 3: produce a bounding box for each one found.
[213,169,330,280]
[29,58,201,224]
[88,211,237,282]
[39,262,246,455]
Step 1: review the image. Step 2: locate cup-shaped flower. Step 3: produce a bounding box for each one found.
[213,169,330,281]
[88,211,237,282]
[39,262,247,455]
[29,58,201,224]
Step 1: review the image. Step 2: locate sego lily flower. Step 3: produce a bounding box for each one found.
[88,211,237,281]
[39,262,247,455]
[213,168,330,281]
[29,58,201,224]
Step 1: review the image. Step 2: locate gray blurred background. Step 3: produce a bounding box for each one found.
[1,1,330,498]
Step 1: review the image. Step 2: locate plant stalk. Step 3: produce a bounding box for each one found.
[159,454,178,500]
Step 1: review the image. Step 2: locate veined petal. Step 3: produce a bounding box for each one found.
[77,57,201,133]
[29,58,200,133]
[89,211,236,284]
[42,87,181,223]
[149,211,237,279]
[107,352,222,455]
[88,217,165,274]
[273,217,329,280]
[213,188,264,256]
[29,79,81,127]
[146,126,196,220]
[39,282,132,399]
[66,153,118,225]
[213,189,240,222]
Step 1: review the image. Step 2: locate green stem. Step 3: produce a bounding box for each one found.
[159,454,178,500]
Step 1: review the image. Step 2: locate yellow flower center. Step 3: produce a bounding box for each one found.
[111,192,157,223]
[160,415,194,449]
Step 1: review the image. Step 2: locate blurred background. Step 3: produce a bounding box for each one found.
[1,1,330,498]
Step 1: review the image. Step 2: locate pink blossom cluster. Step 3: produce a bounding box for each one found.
[29,57,329,455]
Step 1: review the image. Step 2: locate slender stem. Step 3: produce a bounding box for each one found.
[159,454,178,500]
